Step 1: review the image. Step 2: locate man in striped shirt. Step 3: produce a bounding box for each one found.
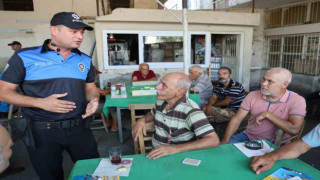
[132,72,219,159]
[202,67,246,123]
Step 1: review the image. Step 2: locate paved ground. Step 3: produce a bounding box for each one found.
[2,107,320,180]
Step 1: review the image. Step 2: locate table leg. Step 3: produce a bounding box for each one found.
[117,107,123,143]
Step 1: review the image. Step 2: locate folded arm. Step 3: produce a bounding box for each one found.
[253,112,304,135]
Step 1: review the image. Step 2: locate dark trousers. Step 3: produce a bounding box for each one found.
[27,126,99,180]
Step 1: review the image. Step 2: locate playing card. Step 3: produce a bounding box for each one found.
[182,158,201,166]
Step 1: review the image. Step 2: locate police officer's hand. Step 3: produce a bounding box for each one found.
[82,98,99,119]
[40,93,76,113]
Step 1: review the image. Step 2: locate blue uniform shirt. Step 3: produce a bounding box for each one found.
[1,39,95,121]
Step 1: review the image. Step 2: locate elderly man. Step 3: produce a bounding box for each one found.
[221,68,306,144]
[0,126,12,174]
[250,123,320,175]
[8,41,21,51]
[0,12,100,180]
[132,72,219,159]
[189,65,213,107]
[132,63,157,82]
[202,67,246,123]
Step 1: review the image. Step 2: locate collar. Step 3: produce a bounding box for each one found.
[262,89,290,103]
[218,79,235,89]
[160,95,187,111]
[40,39,81,55]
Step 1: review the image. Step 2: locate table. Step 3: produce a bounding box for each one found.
[68,143,320,180]
[103,85,200,143]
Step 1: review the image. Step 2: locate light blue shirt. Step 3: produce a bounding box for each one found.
[302,123,320,148]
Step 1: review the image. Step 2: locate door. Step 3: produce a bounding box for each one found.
[222,35,240,82]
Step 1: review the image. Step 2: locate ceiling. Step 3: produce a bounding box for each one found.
[231,0,308,9]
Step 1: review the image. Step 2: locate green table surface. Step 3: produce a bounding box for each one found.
[68,143,320,180]
[103,85,201,116]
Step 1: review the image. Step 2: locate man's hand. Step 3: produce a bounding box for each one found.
[82,98,99,119]
[146,145,178,159]
[40,93,76,113]
[250,154,276,174]
[204,104,214,116]
[253,112,268,126]
[132,118,146,142]
[220,140,228,145]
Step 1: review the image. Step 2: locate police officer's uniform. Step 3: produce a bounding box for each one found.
[1,12,99,180]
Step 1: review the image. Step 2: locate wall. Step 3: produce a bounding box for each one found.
[0,0,97,72]
[134,0,158,9]
[94,8,260,90]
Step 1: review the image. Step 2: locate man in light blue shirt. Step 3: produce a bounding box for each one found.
[250,123,320,175]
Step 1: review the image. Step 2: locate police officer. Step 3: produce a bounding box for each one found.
[0,12,100,180]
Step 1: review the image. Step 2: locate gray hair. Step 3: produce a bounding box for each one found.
[267,67,292,84]
[189,65,203,75]
[177,77,191,94]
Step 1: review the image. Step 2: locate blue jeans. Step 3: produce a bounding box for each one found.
[228,132,250,144]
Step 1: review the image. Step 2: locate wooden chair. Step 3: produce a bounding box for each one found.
[90,102,108,132]
[274,120,305,146]
[129,103,155,154]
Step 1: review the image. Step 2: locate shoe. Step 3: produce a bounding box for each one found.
[0,167,25,178]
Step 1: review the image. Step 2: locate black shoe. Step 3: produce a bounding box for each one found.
[0,167,25,178]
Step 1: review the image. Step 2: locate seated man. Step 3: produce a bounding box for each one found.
[202,66,246,123]
[0,125,13,173]
[188,65,213,108]
[132,72,219,159]
[132,63,157,82]
[221,68,306,144]
[250,123,320,175]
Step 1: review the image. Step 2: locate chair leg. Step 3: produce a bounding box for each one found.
[101,112,108,133]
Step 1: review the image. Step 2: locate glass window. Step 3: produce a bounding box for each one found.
[143,36,183,63]
[106,33,139,66]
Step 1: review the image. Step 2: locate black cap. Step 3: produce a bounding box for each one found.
[8,41,21,46]
[50,12,93,31]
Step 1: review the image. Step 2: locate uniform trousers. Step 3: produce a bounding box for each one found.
[27,125,99,180]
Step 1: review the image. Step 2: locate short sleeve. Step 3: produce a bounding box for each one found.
[240,92,253,111]
[1,53,26,84]
[149,70,156,78]
[132,71,139,78]
[288,95,306,117]
[186,110,214,138]
[302,124,320,148]
[86,63,95,83]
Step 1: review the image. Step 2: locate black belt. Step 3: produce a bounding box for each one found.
[32,118,84,129]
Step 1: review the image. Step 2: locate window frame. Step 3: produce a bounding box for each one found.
[102,30,211,70]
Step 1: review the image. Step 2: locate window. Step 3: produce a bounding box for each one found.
[265,33,320,75]
[103,30,211,69]
[109,0,130,11]
[266,1,319,28]
[0,0,34,11]
[143,36,183,63]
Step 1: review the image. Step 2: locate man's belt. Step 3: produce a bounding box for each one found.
[32,118,84,129]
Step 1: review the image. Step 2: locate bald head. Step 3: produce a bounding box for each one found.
[165,72,191,93]
[189,65,203,80]
[0,126,12,173]
[139,63,150,76]
[267,68,292,84]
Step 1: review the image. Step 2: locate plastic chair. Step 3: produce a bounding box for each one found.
[129,103,155,154]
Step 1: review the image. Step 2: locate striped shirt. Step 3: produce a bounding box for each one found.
[151,95,215,147]
[212,79,246,112]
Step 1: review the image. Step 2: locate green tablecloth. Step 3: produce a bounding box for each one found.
[103,85,200,116]
[68,143,320,180]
